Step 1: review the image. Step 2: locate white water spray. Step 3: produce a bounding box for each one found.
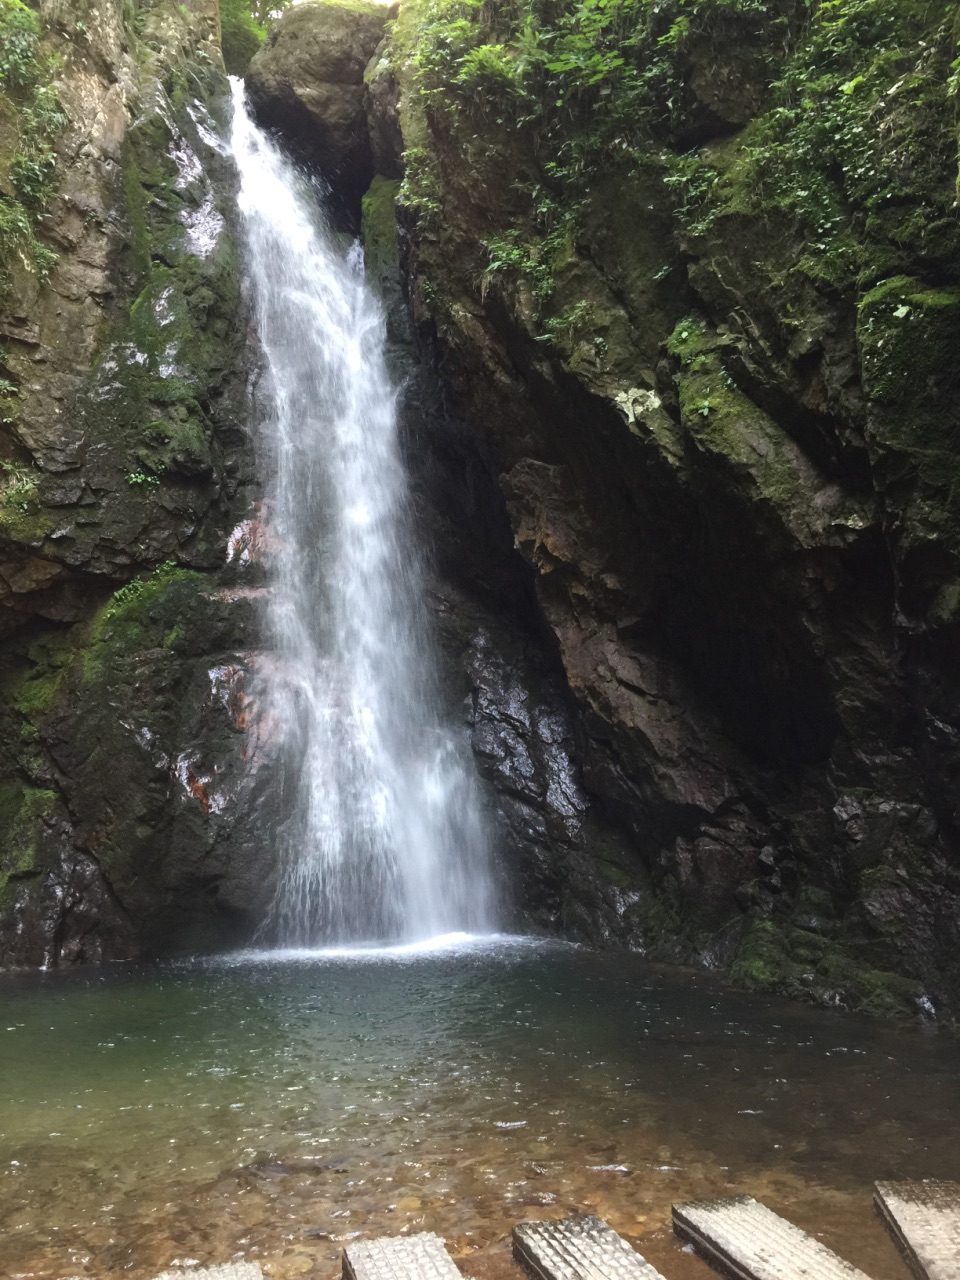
[229,81,495,945]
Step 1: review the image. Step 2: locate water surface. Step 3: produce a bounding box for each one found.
[1,939,950,1280]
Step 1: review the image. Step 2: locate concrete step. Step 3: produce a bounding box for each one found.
[875,1180,960,1280]
[672,1195,874,1280]
[344,1232,463,1280]
[513,1214,667,1280]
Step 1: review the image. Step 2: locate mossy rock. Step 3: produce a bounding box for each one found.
[0,783,57,905]
[245,0,390,222]
[858,276,960,616]
[361,174,401,286]
[730,914,926,1018]
[667,315,833,544]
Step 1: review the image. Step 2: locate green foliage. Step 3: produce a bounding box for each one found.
[125,469,161,488]
[105,560,180,618]
[483,228,556,301]
[536,298,594,348]
[477,186,585,342]
[401,0,795,303]
[0,0,66,301]
[408,0,785,165]
[10,83,66,208]
[0,458,38,513]
[216,0,264,75]
[667,0,960,289]
[247,0,292,22]
[403,0,958,304]
[0,0,40,88]
[212,0,305,75]
[399,144,444,221]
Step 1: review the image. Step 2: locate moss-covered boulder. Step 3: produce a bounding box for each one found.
[0,559,282,965]
[245,0,391,225]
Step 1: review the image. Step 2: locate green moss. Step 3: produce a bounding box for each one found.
[0,459,42,532]
[220,0,266,76]
[859,277,960,414]
[730,917,788,987]
[857,276,960,572]
[0,492,58,544]
[665,314,711,365]
[303,0,383,13]
[730,912,924,1017]
[689,1,956,290]
[84,115,241,491]
[0,782,57,905]
[626,877,683,950]
[814,950,923,1019]
[14,665,65,724]
[667,316,810,525]
[596,859,637,890]
[121,156,153,283]
[84,563,203,680]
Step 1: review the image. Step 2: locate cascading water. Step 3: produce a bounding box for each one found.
[229,81,496,946]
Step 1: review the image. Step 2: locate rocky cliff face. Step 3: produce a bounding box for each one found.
[0,0,271,965]
[4,0,958,1021]
[246,0,960,1018]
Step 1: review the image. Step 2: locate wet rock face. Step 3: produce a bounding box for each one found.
[362,0,960,1016]
[1,0,246,634]
[0,0,275,967]
[2,0,956,1023]
[245,0,391,227]
[364,180,660,949]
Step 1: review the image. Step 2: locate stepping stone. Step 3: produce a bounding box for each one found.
[875,1181,960,1280]
[343,1232,462,1280]
[513,1215,667,1280]
[672,1195,873,1280]
[154,1268,263,1280]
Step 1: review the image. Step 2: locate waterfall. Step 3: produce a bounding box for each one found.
[229,81,496,946]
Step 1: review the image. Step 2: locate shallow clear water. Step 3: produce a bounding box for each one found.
[1,939,953,1280]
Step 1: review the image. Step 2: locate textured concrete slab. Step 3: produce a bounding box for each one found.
[343,1232,462,1280]
[513,1214,666,1280]
[154,1267,263,1280]
[672,1195,873,1280]
[875,1181,960,1280]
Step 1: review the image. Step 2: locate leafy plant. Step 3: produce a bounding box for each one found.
[0,459,39,512]
[0,0,41,88]
[105,560,180,618]
[0,0,66,301]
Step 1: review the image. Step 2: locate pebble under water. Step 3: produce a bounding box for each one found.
[1,938,955,1280]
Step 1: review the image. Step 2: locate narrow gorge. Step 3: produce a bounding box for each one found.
[1,0,959,1022]
[2,4,960,1280]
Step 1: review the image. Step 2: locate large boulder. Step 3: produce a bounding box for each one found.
[245,0,391,225]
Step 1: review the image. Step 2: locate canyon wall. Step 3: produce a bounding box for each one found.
[3,0,959,1022]
[0,0,268,963]
[248,0,960,1016]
